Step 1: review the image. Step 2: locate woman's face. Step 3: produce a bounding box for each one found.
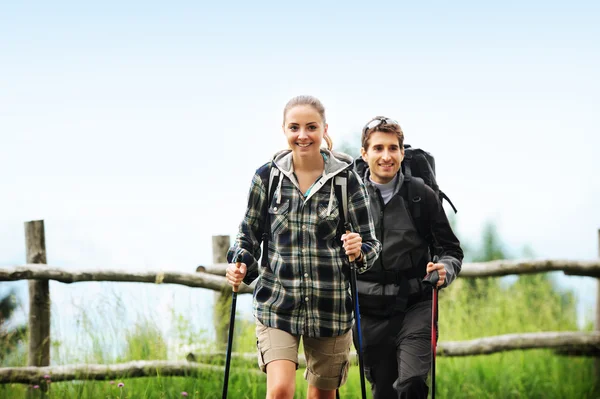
[283,105,328,159]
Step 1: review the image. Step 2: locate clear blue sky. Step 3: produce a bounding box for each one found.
[1,0,599,358]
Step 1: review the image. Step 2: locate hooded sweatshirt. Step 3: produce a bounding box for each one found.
[228,149,381,337]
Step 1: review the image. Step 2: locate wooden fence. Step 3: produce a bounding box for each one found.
[0,220,599,386]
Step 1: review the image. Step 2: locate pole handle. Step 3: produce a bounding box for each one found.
[422,255,440,287]
[233,256,242,293]
[422,270,440,287]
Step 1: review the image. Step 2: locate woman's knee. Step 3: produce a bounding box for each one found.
[267,381,295,399]
[266,360,297,399]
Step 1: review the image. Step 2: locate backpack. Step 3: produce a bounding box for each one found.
[402,145,457,214]
[399,145,457,245]
[257,163,352,267]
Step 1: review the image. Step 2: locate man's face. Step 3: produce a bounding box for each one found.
[361,131,404,184]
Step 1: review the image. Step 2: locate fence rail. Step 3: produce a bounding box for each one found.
[186,331,600,362]
[0,265,253,293]
[460,259,600,278]
[2,331,598,384]
[4,260,600,289]
[197,260,600,279]
[0,360,260,385]
[0,220,598,386]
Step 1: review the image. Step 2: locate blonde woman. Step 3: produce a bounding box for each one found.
[226,96,381,399]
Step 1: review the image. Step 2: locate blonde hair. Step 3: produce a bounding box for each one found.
[283,95,332,151]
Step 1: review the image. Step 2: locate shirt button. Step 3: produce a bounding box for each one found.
[273,207,278,211]
[305,297,309,302]
[301,248,306,253]
[304,273,308,278]
[302,225,307,230]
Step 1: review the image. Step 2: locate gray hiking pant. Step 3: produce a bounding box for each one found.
[353,300,432,399]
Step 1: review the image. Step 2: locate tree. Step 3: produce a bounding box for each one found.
[0,289,27,364]
[466,221,510,294]
[473,222,509,263]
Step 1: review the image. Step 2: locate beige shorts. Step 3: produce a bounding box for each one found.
[255,320,351,391]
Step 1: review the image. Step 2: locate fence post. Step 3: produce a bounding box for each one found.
[25,220,50,396]
[212,235,231,349]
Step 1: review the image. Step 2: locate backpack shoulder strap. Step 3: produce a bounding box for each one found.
[403,146,414,182]
[257,161,281,203]
[333,168,349,228]
[400,177,433,247]
[439,189,458,213]
[267,165,280,205]
[258,162,281,267]
[333,168,351,268]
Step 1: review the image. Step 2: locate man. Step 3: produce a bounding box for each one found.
[353,116,464,398]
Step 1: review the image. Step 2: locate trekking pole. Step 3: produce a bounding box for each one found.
[345,224,367,399]
[422,256,440,399]
[222,255,242,399]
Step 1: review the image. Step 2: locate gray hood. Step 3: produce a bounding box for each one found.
[272,148,353,177]
[270,148,353,205]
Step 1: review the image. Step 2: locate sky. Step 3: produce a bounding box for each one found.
[1,1,599,360]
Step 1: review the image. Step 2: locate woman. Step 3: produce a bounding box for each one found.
[226,95,380,399]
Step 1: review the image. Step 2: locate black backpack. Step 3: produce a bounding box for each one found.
[399,145,457,248]
[402,145,457,213]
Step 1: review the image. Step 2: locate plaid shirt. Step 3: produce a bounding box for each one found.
[228,150,381,337]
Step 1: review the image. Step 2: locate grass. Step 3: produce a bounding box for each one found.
[1,274,598,398]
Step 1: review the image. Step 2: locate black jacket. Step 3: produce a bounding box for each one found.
[354,158,463,317]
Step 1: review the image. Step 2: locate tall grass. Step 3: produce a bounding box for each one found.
[1,273,597,398]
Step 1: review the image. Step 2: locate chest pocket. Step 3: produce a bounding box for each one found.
[268,200,290,236]
[317,203,340,242]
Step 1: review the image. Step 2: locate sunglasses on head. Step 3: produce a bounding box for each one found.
[363,117,399,134]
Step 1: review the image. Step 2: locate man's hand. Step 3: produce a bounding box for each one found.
[426,262,446,287]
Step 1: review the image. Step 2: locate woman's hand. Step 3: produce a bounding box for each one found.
[341,232,363,261]
[226,261,247,290]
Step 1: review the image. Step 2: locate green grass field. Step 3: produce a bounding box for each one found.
[1,274,598,398]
